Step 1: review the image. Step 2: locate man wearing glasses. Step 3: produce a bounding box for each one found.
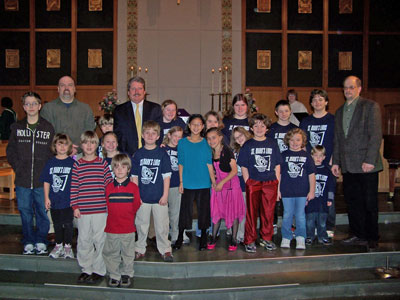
[332,76,382,252]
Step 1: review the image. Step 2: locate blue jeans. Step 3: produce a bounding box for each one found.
[306,212,328,241]
[16,187,49,246]
[281,197,307,240]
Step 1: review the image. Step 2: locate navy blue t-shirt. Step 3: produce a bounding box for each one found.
[164,145,179,188]
[237,138,282,182]
[305,164,336,214]
[222,117,250,142]
[267,122,298,153]
[40,157,75,209]
[280,149,316,198]
[159,118,186,145]
[132,146,172,204]
[299,113,335,165]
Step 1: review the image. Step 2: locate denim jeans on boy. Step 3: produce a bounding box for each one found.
[16,187,49,246]
[306,212,328,241]
[281,197,307,240]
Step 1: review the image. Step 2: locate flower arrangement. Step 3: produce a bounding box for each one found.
[244,88,259,114]
[99,90,118,114]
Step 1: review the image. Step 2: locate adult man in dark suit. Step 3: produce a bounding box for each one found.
[114,77,162,156]
[332,75,382,251]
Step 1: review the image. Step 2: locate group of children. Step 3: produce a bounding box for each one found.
[8,91,335,288]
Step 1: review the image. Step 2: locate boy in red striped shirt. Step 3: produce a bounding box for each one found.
[70,131,113,285]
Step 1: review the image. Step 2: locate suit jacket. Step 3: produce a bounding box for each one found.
[114,100,162,156]
[332,97,382,174]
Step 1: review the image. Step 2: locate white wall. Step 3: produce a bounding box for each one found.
[117,0,242,115]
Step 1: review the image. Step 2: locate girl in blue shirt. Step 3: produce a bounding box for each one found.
[174,114,214,251]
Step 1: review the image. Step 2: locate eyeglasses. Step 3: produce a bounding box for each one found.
[24,102,39,107]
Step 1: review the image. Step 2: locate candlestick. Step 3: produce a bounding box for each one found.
[211,69,215,94]
[145,68,149,89]
[395,117,397,135]
[225,66,228,93]
[388,118,391,135]
[218,68,222,93]
[130,66,134,78]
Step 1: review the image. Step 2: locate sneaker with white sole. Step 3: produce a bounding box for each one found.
[35,243,48,255]
[64,244,75,259]
[327,230,334,238]
[23,244,35,255]
[296,236,306,250]
[245,243,257,253]
[49,243,64,259]
[280,238,291,248]
[259,238,277,251]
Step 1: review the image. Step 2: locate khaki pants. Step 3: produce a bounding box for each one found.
[103,232,135,280]
[135,203,171,255]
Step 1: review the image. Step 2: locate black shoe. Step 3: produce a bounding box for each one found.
[173,238,183,250]
[199,232,207,251]
[77,273,90,284]
[86,273,104,284]
[120,275,132,288]
[341,236,367,246]
[367,240,379,252]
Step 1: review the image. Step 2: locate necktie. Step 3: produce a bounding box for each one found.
[135,104,142,148]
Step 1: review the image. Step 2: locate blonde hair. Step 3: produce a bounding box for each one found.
[142,120,161,135]
[80,130,99,146]
[283,128,307,148]
[101,131,118,157]
[111,153,132,172]
[162,126,183,145]
[161,99,178,121]
[311,145,326,156]
[51,133,73,155]
[229,126,253,152]
[98,114,114,126]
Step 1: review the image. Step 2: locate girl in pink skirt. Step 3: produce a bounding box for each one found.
[206,128,246,251]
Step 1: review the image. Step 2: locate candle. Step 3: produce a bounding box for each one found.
[130,66,134,78]
[218,68,222,93]
[211,69,215,94]
[225,66,228,93]
[145,68,149,89]
[138,66,142,77]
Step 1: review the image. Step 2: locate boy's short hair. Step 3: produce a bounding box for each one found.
[249,113,271,128]
[111,153,132,172]
[80,130,99,146]
[283,128,307,148]
[311,145,326,155]
[275,99,291,111]
[98,114,114,126]
[309,89,329,111]
[51,133,73,155]
[21,91,42,105]
[142,120,160,135]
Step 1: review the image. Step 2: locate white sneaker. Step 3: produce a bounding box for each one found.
[183,231,190,244]
[64,244,74,259]
[23,244,35,255]
[296,236,306,250]
[280,238,291,248]
[49,243,64,259]
[35,243,48,255]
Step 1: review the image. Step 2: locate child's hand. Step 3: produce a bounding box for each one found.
[327,201,332,207]
[45,198,51,210]
[215,182,223,192]
[305,200,309,206]
[307,191,315,201]
[74,208,81,219]
[159,195,168,206]
[179,183,184,194]
[277,190,281,201]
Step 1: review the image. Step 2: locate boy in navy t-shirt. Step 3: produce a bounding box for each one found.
[237,113,282,253]
[131,121,173,262]
[305,146,335,246]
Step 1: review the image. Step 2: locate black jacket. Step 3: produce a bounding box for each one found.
[7,117,55,188]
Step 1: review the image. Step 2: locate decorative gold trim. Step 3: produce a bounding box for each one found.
[339,51,352,70]
[46,0,60,11]
[298,51,312,70]
[127,0,138,80]
[257,50,271,69]
[46,49,61,68]
[88,49,102,68]
[339,0,352,14]
[5,49,19,68]
[298,0,312,14]
[89,0,102,11]
[222,0,232,109]
[4,0,19,11]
